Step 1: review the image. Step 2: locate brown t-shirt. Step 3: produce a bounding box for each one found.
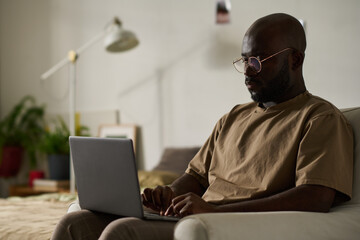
[186,92,353,204]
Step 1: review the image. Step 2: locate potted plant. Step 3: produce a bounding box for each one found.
[39,116,90,180]
[0,96,45,177]
[39,116,70,180]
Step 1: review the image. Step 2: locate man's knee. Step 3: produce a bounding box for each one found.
[52,210,116,240]
[100,217,176,240]
[51,211,83,240]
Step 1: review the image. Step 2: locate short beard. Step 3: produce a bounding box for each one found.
[250,61,291,103]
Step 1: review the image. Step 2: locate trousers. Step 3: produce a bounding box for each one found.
[51,210,176,240]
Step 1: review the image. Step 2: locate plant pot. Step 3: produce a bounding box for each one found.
[48,154,70,180]
[0,146,23,177]
[28,170,45,187]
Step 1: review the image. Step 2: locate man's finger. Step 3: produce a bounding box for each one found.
[142,194,152,207]
[142,193,158,211]
[164,204,175,216]
[151,187,163,209]
[179,202,192,217]
[172,198,187,216]
[142,188,152,203]
[141,193,147,204]
[161,187,174,212]
[171,194,186,206]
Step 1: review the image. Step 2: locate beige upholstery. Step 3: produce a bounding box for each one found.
[153,147,200,175]
[174,107,360,240]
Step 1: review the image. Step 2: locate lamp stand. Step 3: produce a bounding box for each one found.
[40,17,139,195]
[68,51,77,194]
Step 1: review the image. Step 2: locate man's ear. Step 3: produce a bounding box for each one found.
[291,50,304,70]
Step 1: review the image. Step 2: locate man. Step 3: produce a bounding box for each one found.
[52,13,353,240]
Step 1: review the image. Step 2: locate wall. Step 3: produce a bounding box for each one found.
[1,0,360,171]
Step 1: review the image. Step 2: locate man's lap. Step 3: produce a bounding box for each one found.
[51,209,176,240]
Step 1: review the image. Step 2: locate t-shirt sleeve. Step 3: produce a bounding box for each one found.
[296,112,354,201]
[185,114,228,188]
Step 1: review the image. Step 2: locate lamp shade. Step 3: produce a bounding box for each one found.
[104,23,139,52]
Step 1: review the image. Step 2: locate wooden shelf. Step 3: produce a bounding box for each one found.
[9,185,69,197]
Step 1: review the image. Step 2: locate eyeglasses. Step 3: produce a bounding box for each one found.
[233,48,293,74]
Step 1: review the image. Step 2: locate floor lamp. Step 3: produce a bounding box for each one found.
[40,17,139,194]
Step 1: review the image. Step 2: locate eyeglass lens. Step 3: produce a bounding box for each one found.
[234,57,261,73]
[249,58,261,72]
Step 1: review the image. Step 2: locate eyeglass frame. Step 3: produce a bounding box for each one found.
[232,47,293,74]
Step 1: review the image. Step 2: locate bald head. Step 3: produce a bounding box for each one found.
[241,13,307,106]
[243,13,306,55]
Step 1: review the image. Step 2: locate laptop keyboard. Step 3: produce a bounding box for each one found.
[144,211,180,222]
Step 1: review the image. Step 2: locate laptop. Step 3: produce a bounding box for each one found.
[69,136,179,222]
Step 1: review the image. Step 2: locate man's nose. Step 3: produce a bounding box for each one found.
[244,65,257,76]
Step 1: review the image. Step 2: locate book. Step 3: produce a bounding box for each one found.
[33,179,70,192]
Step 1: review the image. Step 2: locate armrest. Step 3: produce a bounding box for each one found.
[174,204,360,240]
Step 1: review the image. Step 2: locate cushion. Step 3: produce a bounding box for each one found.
[138,170,180,189]
[153,147,200,175]
[341,107,360,204]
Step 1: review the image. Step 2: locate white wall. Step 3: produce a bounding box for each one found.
[1,0,360,170]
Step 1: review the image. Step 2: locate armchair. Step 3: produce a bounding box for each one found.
[174,107,360,240]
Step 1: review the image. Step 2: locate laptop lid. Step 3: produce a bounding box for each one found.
[69,136,144,218]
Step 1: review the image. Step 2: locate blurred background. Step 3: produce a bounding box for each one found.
[0,0,359,194]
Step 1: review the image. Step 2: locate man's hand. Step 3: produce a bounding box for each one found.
[165,192,217,217]
[142,186,176,215]
[142,173,207,216]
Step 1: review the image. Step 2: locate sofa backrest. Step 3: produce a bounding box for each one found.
[341,107,360,205]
